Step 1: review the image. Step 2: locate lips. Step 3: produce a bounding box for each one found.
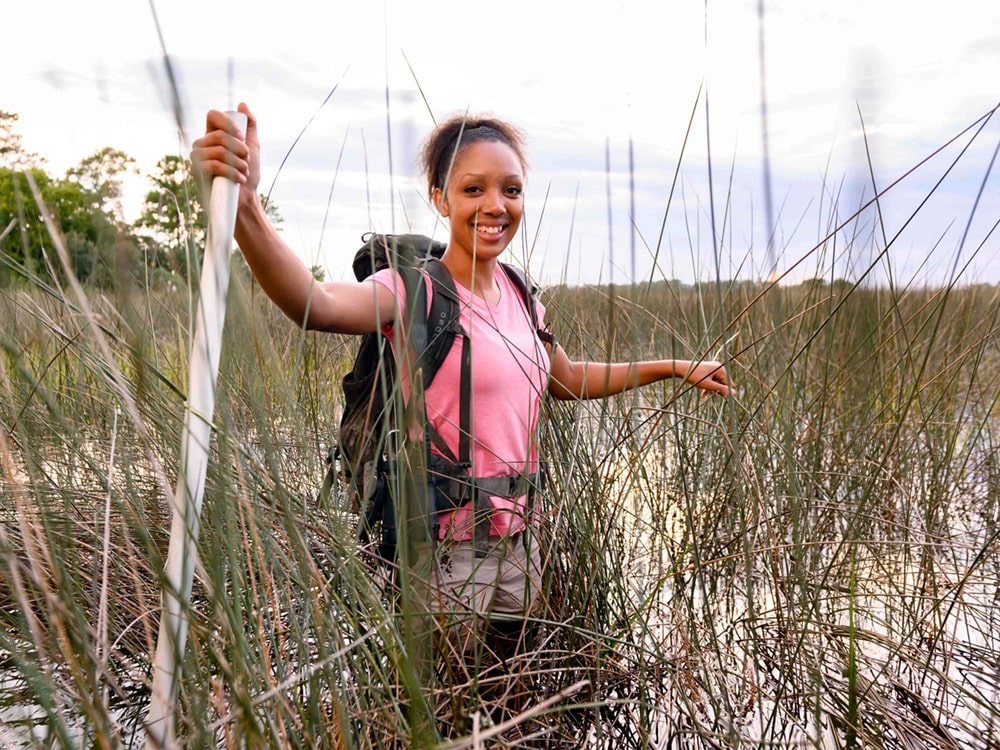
[475,222,507,240]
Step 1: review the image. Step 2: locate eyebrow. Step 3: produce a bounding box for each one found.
[456,173,523,181]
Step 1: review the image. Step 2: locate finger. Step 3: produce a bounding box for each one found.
[238,102,258,149]
[193,129,249,158]
[191,140,246,164]
[195,163,246,184]
[191,132,249,164]
[205,108,245,139]
[707,366,728,389]
[700,377,732,397]
[237,101,255,126]
[190,146,248,183]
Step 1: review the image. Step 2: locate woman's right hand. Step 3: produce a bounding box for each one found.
[190,103,258,193]
[186,102,396,334]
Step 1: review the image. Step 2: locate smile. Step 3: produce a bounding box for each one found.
[477,224,505,235]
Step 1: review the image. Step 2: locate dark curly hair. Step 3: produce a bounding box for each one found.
[418,113,528,199]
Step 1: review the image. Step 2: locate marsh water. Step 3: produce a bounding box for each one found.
[2,279,999,747]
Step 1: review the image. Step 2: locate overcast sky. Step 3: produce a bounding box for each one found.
[5,0,1000,286]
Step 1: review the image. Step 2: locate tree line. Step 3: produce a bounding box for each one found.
[0,110,281,289]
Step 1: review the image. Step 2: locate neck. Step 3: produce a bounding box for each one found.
[441,249,500,300]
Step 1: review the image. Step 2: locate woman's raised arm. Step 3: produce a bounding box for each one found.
[191,104,396,334]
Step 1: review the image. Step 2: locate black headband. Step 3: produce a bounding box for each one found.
[433,125,511,191]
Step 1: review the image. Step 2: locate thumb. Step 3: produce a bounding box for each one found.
[237,102,257,145]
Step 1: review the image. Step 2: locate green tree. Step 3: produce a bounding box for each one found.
[0,166,47,277]
[0,111,41,169]
[64,147,137,222]
[135,154,204,279]
[0,166,117,283]
[136,154,282,283]
[1,167,139,288]
[0,115,145,288]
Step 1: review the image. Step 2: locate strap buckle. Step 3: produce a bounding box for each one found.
[502,475,520,497]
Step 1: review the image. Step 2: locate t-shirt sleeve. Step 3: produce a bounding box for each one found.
[369,267,405,304]
[368,267,406,335]
[369,267,440,337]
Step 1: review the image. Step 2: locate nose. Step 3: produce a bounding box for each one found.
[482,187,505,215]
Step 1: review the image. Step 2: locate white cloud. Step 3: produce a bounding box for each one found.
[3,0,998,285]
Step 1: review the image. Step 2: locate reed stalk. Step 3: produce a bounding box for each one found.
[1,91,998,750]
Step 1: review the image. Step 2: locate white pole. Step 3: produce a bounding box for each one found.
[146,110,247,747]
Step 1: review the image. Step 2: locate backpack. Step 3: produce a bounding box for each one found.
[328,232,550,564]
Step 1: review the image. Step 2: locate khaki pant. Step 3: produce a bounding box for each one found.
[430,531,542,661]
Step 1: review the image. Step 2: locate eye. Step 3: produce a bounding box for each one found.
[505,186,523,197]
[463,185,483,194]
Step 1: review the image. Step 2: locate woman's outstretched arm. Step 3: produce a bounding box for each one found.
[546,342,731,400]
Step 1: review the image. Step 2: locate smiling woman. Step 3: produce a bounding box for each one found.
[422,115,528,300]
[189,100,731,738]
[4,2,1000,743]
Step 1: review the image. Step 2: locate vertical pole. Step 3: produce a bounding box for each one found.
[146,110,247,748]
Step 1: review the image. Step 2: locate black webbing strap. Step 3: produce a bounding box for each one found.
[431,470,545,507]
[399,265,428,366]
[422,259,463,382]
[456,333,493,557]
[398,264,434,551]
[428,427,458,463]
[458,333,472,473]
[500,263,555,349]
[497,263,549,536]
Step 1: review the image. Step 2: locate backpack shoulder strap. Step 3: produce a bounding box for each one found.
[421,258,463,387]
[500,262,555,346]
[397,263,428,357]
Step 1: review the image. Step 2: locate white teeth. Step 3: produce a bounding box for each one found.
[479,225,503,234]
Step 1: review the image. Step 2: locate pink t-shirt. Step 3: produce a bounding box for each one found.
[370,263,550,539]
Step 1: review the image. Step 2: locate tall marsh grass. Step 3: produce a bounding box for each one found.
[1,233,998,747]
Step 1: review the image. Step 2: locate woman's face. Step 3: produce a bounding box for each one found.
[434,140,524,261]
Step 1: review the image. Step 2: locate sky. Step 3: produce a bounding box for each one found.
[5,0,1000,287]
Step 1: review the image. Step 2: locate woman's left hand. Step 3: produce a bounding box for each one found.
[684,360,732,397]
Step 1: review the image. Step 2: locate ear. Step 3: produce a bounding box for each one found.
[432,187,449,217]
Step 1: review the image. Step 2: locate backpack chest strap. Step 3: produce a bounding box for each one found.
[431,470,545,508]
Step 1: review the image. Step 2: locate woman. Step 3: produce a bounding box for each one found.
[191,102,731,664]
